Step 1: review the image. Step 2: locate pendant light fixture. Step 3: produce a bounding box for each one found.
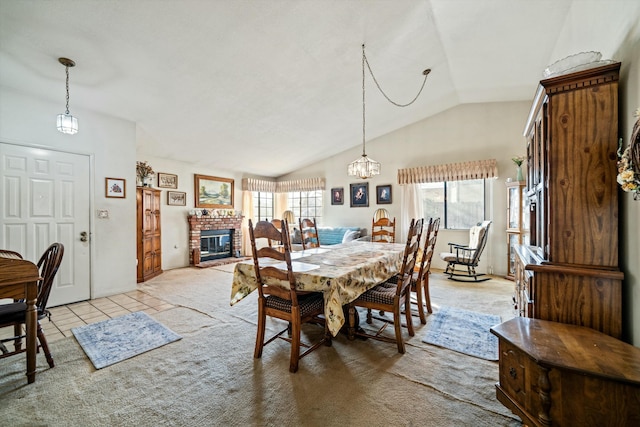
[347,44,431,179]
[56,57,78,135]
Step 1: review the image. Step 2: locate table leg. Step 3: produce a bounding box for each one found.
[25,289,37,383]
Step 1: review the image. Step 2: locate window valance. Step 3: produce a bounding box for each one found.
[242,177,325,193]
[397,159,498,184]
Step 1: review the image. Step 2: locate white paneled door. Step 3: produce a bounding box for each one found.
[0,143,91,306]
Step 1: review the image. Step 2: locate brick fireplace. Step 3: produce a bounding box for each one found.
[188,214,243,265]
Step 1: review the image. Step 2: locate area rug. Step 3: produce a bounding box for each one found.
[422,306,501,361]
[71,311,182,369]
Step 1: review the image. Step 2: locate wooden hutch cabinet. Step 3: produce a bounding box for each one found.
[505,180,526,280]
[136,187,162,282]
[513,62,623,338]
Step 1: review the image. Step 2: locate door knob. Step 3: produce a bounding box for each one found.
[80,231,89,242]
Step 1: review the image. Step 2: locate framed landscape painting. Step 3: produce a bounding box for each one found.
[194,174,234,208]
[350,183,369,207]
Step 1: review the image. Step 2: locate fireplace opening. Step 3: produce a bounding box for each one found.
[200,229,234,261]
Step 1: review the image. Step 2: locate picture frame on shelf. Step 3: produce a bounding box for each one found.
[167,191,186,206]
[157,172,178,189]
[350,183,369,207]
[331,187,344,205]
[105,177,126,198]
[194,174,234,208]
[376,184,392,204]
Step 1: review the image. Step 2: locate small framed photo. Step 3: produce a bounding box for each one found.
[331,187,344,205]
[105,177,126,198]
[194,174,234,208]
[157,172,178,189]
[376,184,392,204]
[350,183,369,207]
[167,191,186,206]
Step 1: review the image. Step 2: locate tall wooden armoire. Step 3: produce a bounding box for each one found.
[514,62,623,338]
[136,187,162,282]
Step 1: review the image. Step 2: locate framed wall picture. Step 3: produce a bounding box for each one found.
[105,177,126,198]
[167,191,186,206]
[376,184,392,204]
[194,174,234,208]
[350,183,369,207]
[331,187,344,205]
[157,172,178,189]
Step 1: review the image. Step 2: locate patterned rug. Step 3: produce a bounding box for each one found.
[72,311,182,369]
[422,306,501,361]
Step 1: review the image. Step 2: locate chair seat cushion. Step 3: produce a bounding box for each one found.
[0,302,27,324]
[439,252,474,264]
[265,293,323,315]
[355,284,397,305]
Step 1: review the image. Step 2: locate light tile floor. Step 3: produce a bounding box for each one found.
[1,290,175,345]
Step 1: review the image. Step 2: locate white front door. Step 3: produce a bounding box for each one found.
[0,142,91,306]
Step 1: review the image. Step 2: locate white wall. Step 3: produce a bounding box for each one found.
[0,86,137,299]
[283,101,532,277]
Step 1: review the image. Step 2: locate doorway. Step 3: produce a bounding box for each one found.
[0,142,91,306]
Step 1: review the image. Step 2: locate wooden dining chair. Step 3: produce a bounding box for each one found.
[371,216,396,243]
[249,220,330,373]
[267,218,291,252]
[298,217,320,250]
[0,243,64,368]
[412,217,440,323]
[347,218,423,353]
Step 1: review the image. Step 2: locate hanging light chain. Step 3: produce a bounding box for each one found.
[363,47,431,108]
[362,44,366,156]
[64,64,71,114]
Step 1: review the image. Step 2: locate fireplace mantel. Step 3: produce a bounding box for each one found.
[188,215,243,265]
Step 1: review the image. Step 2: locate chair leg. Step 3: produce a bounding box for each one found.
[347,306,357,341]
[13,324,23,352]
[424,272,432,314]
[393,305,405,354]
[404,298,414,338]
[254,300,266,359]
[37,322,54,368]
[414,281,426,324]
[289,311,301,373]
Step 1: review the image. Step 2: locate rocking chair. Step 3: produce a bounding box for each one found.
[439,220,492,282]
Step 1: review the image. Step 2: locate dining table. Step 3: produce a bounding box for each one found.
[0,254,40,383]
[230,240,407,336]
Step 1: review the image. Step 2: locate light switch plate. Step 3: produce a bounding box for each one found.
[97,209,109,219]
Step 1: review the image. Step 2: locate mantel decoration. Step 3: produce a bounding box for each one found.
[347,44,431,179]
[617,107,640,200]
[56,57,78,135]
[136,161,155,187]
[512,156,525,182]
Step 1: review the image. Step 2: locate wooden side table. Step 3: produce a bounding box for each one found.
[491,317,640,426]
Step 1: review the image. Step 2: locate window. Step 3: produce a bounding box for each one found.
[287,190,323,225]
[252,192,274,222]
[420,179,485,229]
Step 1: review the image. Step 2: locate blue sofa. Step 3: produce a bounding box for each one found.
[292,226,366,246]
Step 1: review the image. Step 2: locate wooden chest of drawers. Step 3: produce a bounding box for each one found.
[491,317,640,426]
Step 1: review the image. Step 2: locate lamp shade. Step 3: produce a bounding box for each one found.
[56,113,78,135]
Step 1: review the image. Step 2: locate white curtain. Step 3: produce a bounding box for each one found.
[241,190,254,256]
[274,192,288,220]
[400,184,423,243]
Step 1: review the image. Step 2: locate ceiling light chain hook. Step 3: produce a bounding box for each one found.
[363,45,431,108]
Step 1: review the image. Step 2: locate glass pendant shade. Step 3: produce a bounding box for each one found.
[56,113,78,135]
[348,154,380,179]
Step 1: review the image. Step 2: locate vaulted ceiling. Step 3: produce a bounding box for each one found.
[1,1,639,177]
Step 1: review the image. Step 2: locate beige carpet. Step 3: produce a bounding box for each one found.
[0,265,522,426]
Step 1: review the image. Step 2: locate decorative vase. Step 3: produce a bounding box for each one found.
[516,165,524,182]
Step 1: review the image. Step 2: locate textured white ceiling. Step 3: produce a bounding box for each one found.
[1,0,639,177]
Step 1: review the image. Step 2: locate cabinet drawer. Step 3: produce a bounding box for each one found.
[498,341,526,400]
